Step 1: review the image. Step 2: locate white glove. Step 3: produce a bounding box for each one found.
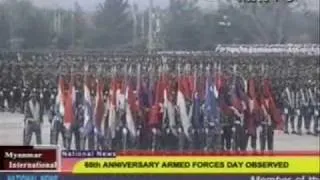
[257,126,262,133]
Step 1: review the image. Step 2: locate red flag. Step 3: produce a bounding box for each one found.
[126,80,137,113]
[109,78,121,107]
[166,75,176,103]
[245,78,260,135]
[148,76,165,127]
[64,77,75,128]
[198,75,206,101]
[215,73,224,92]
[179,76,193,101]
[263,79,283,129]
[108,76,119,139]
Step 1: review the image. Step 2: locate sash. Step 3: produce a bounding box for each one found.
[294,92,300,108]
[29,100,40,121]
[308,88,315,106]
[285,87,292,107]
[291,91,295,108]
[300,89,307,106]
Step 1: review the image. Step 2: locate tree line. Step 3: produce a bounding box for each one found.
[0,0,319,50]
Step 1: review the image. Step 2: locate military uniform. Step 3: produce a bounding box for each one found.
[21,87,30,112]
[304,87,314,135]
[0,85,4,111]
[50,102,68,148]
[295,89,303,135]
[43,86,51,112]
[65,89,82,150]
[313,87,320,135]
[23,92,44,145]
[2,81,10,111]
[282,87,294,134]
[259,97,275,151]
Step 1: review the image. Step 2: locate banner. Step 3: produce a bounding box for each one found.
[2,173,319,180]
[66,156,319,174]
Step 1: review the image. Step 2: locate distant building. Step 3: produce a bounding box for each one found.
[9,38,24,49]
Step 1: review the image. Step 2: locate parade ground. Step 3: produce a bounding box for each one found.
[0,112,319,151]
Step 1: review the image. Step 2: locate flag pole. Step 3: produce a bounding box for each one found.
[71,1,76,49]
[148,0,154,54]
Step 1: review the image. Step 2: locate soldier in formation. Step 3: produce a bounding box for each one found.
[23,88,45,145]
[0,50,319,151]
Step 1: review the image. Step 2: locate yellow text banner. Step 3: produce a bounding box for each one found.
[72,156,319,174]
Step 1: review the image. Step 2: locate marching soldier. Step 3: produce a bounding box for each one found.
[259,78,283,151]
[313,86,320,136]
[2,79,10,111]
[287,84,298,134]
[72,87,83,150]
[295,84,304,135]
[42,79,52,113]
[21,86,30,113]
[282,83,294,134]
[0,81,4,112]
[305,82,315,135]
[50,77,68,149]
[23,88,44,145]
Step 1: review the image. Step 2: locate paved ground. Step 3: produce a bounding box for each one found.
[0,112,319,151]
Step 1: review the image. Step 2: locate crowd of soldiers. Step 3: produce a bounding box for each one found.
[0,48,319,152]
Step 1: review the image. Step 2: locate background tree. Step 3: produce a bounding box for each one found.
[73,2,88,48]
[0,4,10,48]
[1,0,52,48]
[22,9,52,48]
[92,0,133,49]
[0,0,318,50]
[57,10,73,49]
[217,0,319,44]
[163,0,203,50]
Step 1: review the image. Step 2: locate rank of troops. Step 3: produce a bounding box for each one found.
[0,49,319,152]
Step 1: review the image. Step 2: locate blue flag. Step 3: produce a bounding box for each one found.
[139,81,150,109]
[204,76,220,126]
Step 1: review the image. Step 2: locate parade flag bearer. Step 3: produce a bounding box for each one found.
[23,89,44,145]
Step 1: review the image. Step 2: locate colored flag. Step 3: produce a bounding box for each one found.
[246,78,259,135]
[230,83,241,112]
[83,75,93,129]
[176,75,192,139]
[191,88,202,129]
[138,77,150,109]
[125,81,137,137]
[148,76,164,128]
[204,75,220,126]
[116,77,126,112]
[263,79,283,129]
[108,78,118,139]
[94,78,105,132]
[162,73,176,134]
[56,75,64,107]
[56,75,65,117]
[248,78,257,113]
[63,75,76,130]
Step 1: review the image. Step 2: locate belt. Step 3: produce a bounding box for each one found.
[26,118,40,122]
